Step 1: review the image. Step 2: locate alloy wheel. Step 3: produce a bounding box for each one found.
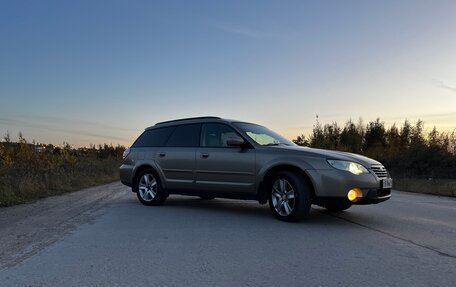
[271,178,296,216]
[138,173,157,202]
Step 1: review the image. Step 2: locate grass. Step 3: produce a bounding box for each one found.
[393,178,456,197]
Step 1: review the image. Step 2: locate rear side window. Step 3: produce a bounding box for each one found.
[165,124,201,147]
[132,127,175,147]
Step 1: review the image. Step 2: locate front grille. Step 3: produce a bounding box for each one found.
[371,164,388,179]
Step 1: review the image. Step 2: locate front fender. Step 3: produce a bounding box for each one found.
[255,157,322,203]
[256,157,314,183]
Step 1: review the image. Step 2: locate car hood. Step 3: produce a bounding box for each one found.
[270,145,382,167]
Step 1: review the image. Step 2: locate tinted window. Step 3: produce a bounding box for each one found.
[165,124,201,147]
[132,127,175,147]
[201,124,239,147]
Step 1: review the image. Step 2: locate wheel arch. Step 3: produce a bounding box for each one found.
[132,163,166,191]
[257,164,316,204]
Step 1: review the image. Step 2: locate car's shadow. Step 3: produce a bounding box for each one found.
[134,195,356,225]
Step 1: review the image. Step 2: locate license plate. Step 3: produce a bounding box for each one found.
[382,178,393,189]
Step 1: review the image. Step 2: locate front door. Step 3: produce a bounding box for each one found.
[196,123,256,193]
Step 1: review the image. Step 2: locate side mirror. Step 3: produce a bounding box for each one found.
[226,136,245,147]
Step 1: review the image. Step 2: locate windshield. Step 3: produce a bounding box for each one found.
[234,123,295,146]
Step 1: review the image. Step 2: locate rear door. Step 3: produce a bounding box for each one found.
[155,124,200,190]
[195,123,256,193]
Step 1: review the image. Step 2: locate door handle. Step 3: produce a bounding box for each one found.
[200,153,209,159]
[158,152,166,157]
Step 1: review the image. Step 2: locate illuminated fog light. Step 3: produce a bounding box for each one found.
[347,188,363,202]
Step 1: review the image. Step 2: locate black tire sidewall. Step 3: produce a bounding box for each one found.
[134,169,167,206]
[268,171,311,222]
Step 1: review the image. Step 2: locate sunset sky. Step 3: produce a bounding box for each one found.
[1,0,455,147]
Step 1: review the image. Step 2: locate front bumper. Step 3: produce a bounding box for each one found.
[354,188,391,204]
[307,169,392,204]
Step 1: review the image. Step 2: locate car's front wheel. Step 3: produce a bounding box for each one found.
[134,169,167,206]
[268,171,312,222]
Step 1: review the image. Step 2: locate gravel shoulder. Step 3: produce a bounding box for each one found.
[0,182,128,270]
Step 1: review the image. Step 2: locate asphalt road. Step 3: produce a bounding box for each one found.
[0,182,455,287]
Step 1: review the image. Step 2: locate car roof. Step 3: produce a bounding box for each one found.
[144,116,259,130]
[145,116,226,130]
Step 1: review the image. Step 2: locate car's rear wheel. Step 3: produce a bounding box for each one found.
[134,169,167,206]
[323,200,352,212]
[268,171,312,222]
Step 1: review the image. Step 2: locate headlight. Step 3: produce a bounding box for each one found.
[327,160,369,175]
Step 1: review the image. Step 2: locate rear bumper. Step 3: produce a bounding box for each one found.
[119,164,134,187]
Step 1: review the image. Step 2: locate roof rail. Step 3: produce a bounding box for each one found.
[155,116,221,126]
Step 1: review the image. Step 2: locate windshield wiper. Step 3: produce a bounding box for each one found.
[264,143,286,146]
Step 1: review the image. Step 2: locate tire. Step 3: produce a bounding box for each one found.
[323,200,352,212]
[134,169,167,206]
[268,171,312,222]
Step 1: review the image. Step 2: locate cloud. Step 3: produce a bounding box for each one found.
[432,78,456,93]
[19,115,137,132]
[0,117,130,142]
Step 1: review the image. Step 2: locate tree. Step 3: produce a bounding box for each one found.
[400,120,412,150]
[322,122,341,150]
[340,119,363,153]
[293,134,309,146]
[385,123,401,156]
[410,120,426,150]
[363,118,386,153]
[309,115,325,148]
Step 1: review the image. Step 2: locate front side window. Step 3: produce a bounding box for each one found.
[234,123,295,146]
[201,124,239,147]
[165,124,201,147]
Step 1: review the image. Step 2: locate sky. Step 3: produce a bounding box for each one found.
[1,0,456,147]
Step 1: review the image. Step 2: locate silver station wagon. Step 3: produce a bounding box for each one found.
[120,117,392,222]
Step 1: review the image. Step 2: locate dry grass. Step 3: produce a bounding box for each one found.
[0,141,124,207]
[393,178,456,197]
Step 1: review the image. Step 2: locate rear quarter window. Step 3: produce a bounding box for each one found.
[132,127,175,147]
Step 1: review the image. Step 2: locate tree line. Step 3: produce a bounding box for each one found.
[293,118,456,179]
